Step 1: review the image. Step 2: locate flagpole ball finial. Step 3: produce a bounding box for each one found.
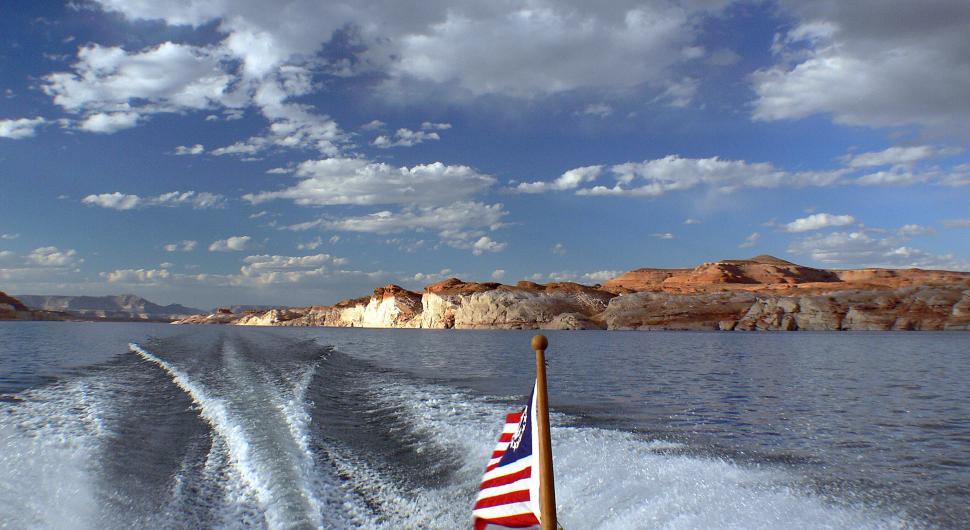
[532,334,548,351]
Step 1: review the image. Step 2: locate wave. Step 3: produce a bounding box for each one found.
[0,378,111,528]
[331,377,913,530]
[2,334,917,529]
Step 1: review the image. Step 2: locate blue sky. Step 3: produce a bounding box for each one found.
[1,0,969,308]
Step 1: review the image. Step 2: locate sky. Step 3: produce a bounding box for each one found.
[1,0,969,309]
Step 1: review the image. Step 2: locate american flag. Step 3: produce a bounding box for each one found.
[472,383,542,529]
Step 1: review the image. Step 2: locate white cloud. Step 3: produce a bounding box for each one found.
[209,236,253,252]
[102,268,172,284]
[420,121,451,130]
[382,3,721,98]
[1,233,19,240]
[297,237,323,250]
[0,246,86,284]
[514,165,603,193]
[580,103,612,118]
[683,218,700,225]
[753,1,970,132]
[164,240,198,252]
[789,230,969,270]
[551,243,566,256]
[491,269,506,280]
[843,145,960,168]
[739,232,761,248]
[654,77,698,108]
[360,119,386,131]
[91,1,727,104]
[897,224,935,237]
[82,192,141,210]
[175,143,205,155]
[518,155,845,197]
[651,232,675,240]
[942,219,970,229]
[0,117,46,139]
[372,128,440,148]
[855,167,937,186]
[44,42,232,128]
[245,158,495,206]
[82,191,225,210]
[471,236,506,255]
[293,201,507,253]
[785,213,856,232]
[26,246,83,268]
[78,111,140,133]
[583,156,844,196]
[582,270,621,283]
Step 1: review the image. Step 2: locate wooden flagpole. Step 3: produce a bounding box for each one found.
[532,334,557,530]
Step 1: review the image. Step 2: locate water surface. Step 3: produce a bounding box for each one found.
[1,322,967,528]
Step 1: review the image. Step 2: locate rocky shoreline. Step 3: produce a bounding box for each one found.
[174,256,970,331]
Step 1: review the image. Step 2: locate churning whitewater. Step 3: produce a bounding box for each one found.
[0,328,921,529]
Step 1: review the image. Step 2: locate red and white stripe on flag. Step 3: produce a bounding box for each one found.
[472,383,541,530]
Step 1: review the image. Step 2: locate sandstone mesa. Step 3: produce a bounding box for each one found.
[173,256,970,331]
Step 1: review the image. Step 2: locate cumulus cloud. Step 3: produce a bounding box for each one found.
[291,201,507,253]
[102,268,172,284]
[897,224,935,237]
[651,232,675,240]
[43,41,233,135]
[582,270,621,283]
[78,111,140,133]
[514,165,603,193]
[82,192,141,210]
[0,117,47,139]
[789,230,969,270]
[784,213,856,232]
[514,145,969,197]
[175,144,205,155]
[88,1,727,108]
[753,1,970,132]
[1,233,20,240]
[739,232,761,248]
[471,236,506,255]
[551,243,566,256]
[244,158,495,206]
[0,247,84,283]
[209,236,253,252]
[942,219,970,229]
[843,145,961,168]
[82,191,226,210]
[683,218,700,225]
[579,103,613,118]
[360,120,386,131]
[26,246,83,268]
[421,121,451,131]
[297,237,323,251]
[372,128,440,148]
[491,269,506,280]
[99,252,370,289]
[163,240,198,252]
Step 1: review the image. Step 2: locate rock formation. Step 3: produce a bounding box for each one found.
[172,256,970,331]
[0,291,64,321]
[16,294,202,321]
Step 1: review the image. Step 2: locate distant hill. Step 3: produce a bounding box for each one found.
[16,294,203,322]
[173,255,970,331]
[0,291,64,321]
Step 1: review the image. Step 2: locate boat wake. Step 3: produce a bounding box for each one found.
[0,332,916,529]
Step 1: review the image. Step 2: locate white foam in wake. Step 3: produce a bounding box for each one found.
[338,379,911,530]
[0,379,110,529]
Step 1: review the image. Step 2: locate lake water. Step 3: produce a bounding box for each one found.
[1,322,968,528]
